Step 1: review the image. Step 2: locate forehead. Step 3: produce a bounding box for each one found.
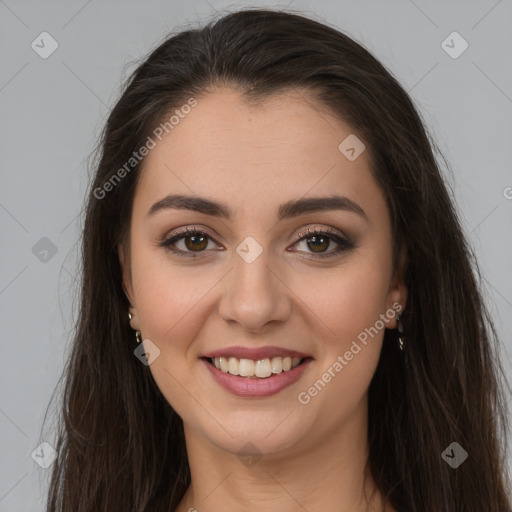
[134,87,385,223]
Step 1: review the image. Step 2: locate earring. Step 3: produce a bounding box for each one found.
[128,309,142,343]
[395,310,405,351]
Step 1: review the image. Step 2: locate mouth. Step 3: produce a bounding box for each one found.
[200,355,313,379]
[201,354,314,397]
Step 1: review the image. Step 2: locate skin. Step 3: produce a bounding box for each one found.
[119,87,407,512]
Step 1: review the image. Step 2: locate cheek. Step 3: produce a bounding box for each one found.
[130,246,220,352]
[296,254,392,346]
[296,263,390,416]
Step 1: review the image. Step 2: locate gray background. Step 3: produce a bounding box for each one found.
[1,0,511,510]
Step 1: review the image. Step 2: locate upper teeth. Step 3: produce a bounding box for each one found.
[212,356,302,378]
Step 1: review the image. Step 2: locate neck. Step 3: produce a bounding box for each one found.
[174,394,394,512]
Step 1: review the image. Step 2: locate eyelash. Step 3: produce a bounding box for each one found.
[159,225,355,260]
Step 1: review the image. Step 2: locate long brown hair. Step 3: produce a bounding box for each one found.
[43,7,512,511]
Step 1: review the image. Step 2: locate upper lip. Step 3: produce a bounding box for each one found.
[202,345,312,360]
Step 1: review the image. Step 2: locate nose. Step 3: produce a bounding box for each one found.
[218,242,292,332]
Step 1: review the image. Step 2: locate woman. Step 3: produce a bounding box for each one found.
[44,7,511,512]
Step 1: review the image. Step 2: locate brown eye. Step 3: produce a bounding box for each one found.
[160,228,217,258]
[305,234,330,253]
[183,233,209,251]
[292,228,355,259]
[160,226,354,260]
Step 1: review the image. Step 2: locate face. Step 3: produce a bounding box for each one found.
[119,87,407,458]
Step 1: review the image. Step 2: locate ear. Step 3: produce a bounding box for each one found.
[118,242,134,306]
[118,242,141,331]
[386,244,408,329]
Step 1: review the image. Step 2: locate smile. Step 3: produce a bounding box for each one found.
[201,356,314,397]
[209,355,303,378]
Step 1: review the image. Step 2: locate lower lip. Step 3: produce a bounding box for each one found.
[202,358,313,397]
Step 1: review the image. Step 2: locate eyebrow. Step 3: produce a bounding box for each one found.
[147,194,368,222]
